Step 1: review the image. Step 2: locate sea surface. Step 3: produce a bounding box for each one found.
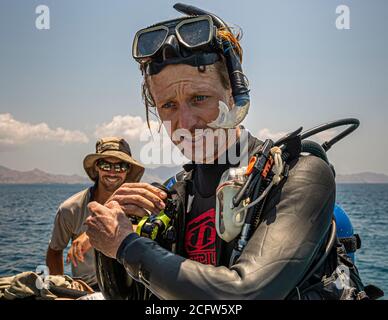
[0,183,387,299]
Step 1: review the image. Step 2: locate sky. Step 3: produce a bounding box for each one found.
[0,0,387,177]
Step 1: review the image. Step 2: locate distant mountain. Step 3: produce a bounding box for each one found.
[0,164,182,185]
[143,165,182,183]
[336,172,388,184]
[0,165,90,184]
[2,164,386,185]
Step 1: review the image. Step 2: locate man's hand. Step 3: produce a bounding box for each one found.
[66,232,92,267]
[85,201,135,258]
[107,182,167,217]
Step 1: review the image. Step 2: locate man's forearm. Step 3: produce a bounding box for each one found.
[46,247,64,275]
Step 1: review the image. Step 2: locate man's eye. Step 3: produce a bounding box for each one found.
[194,95,208,102]
[161,101,175,109]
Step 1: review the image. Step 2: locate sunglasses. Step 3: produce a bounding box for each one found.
[132,15,217,60]
[96,160,130,173]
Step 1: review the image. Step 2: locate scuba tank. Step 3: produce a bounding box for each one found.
[334,204,361,263]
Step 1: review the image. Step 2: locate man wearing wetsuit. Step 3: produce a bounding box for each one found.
[85,4,366,299]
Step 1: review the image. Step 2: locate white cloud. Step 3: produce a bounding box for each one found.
[94,115,159,140]
[0,113,89,146]
[256,128,287,142]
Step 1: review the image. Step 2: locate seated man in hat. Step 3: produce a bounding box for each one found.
[45,137,144,290]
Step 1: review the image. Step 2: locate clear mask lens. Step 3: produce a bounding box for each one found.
[134,16,213,59]
[177,18,212,47]
[135,27,168,57]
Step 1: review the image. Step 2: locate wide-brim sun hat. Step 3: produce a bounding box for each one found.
[83,137,145,183]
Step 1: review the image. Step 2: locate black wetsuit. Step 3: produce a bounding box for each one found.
[97,134,365,299]
[183,164,227,266]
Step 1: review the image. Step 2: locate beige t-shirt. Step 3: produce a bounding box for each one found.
[49,187,97,286]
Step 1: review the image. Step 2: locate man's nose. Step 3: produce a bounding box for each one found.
[177,103,198,131]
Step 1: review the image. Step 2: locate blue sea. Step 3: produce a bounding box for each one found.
[0,183,387,299]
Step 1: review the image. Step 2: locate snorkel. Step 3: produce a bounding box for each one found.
[133,3,250,129]
[173,3,250,129]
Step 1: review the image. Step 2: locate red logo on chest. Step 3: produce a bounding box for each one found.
[184,208,216,265]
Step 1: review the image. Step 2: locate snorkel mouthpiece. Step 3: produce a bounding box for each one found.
[208,95,250,129]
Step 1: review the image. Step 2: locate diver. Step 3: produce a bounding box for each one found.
[85,3,378,299]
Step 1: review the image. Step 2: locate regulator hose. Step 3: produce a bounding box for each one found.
[301,140,329,165]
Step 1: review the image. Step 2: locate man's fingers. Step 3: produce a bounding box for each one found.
[121,204,149,218]
[85,216,93,225]
[74,243,84,263]
[105,200,122,211]
[106,200,147,218]
[83,236,92,253]
[87,201,110,216]
[88,201,106,215]
[109,194,161,215]
[112,187,166,210]
[68,248,78,267]
[87,201,101,216]
[118,183,167,199]
[71,256,78,267]
[109,194,161,214]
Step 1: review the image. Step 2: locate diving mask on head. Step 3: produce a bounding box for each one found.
[132,15,221,73]
[215,167,248,242]
[132,2,250,129]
